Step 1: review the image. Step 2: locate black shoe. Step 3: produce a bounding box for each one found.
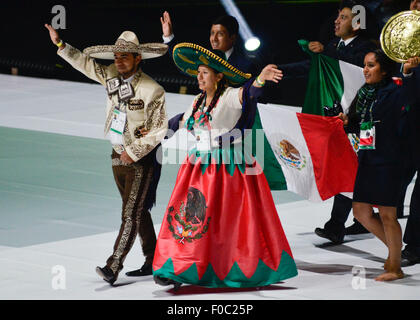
[345,221,369,235]
[96,266,117,285]
[402,247,420,264]
[125,262,153,277]
[314,227,344,244]
[154,275,182,291]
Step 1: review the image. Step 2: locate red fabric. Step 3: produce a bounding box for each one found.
[297,113,359,200]
[360,137,374,146]
[392,77,403,86]
[153,156,293,281]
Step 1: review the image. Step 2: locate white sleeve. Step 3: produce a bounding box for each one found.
[223,87,242,110]
[57,43,109,86]
[162,34,175,44]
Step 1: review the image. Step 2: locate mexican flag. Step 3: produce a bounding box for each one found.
[252,40,364,201]
[253,106,358,201]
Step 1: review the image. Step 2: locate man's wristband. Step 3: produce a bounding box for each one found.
[56,40,64,47]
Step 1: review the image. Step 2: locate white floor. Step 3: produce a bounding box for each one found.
[0,74,419,300]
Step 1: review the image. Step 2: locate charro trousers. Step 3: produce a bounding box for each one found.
[106,150,157,275]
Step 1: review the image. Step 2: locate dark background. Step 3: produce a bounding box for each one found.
[0,0,412,106]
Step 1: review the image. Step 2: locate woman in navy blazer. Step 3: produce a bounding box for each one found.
[339,50,419,281]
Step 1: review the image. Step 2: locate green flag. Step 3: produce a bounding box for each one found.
[299,39,365,115]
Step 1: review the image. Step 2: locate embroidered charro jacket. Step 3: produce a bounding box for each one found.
[57,43,168,162]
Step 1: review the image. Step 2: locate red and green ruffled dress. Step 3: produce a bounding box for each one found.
[152,84,297,288]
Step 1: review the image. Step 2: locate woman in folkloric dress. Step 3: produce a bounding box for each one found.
[152,43,298,289]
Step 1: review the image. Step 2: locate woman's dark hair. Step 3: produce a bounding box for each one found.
[369,49,397,81]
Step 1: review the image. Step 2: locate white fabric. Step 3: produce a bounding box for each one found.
[339,35,358,47]
[338,60,365,113]
[258,105,321,202]
[182,87,242,149]
[162,33,175,44]
[224,47,234,60]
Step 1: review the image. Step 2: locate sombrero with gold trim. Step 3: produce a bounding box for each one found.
[173,42,252,85]
[83,31,168,60]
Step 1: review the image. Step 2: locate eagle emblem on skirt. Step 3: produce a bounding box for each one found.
[167,187,211,244]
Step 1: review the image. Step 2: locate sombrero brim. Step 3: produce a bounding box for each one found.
[83,43,168,60]
[172,43,252,85]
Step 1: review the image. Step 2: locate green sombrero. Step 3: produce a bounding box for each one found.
[172,42,252,86]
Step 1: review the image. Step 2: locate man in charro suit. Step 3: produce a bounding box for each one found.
[45,24,168,285]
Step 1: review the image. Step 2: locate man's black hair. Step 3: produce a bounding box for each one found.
[339,0,362,10]
[212,15,239,37]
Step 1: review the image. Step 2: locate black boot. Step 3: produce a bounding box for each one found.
[314,227,344,244]
[345,220,369,235]
[402,247,420,264]
[125,262,153,277]
[154,275,182,291]
[96,266,117,285]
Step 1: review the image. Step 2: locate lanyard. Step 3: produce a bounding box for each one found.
[360,98,374,124]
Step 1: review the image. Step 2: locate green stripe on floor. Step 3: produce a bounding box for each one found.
[0,126,177,247]
[0,126,302,247]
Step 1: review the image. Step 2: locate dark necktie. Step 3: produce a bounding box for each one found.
[337,41,345,51]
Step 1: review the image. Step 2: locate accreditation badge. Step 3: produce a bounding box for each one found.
[118,82,134,101]
[195,127,211,152]
[110,108,127,135]
[359,121,375,150]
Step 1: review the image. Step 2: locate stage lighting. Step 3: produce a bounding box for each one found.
[245,37,260,51]
[219,0,260,52]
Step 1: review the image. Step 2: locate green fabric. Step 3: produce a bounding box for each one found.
[299,39,345,116]
[251,110,287,190]
[187,143,254,176]
[153,250,297,288]
[360,121,373,130]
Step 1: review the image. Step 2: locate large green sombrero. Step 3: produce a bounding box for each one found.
[173,42,252,86]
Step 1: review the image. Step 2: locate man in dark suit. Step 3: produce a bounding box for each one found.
[383,0,420,265]
[277,1,378,244]
[160,11,258,76]
[277,1,377,79]
[401,61,420,265]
